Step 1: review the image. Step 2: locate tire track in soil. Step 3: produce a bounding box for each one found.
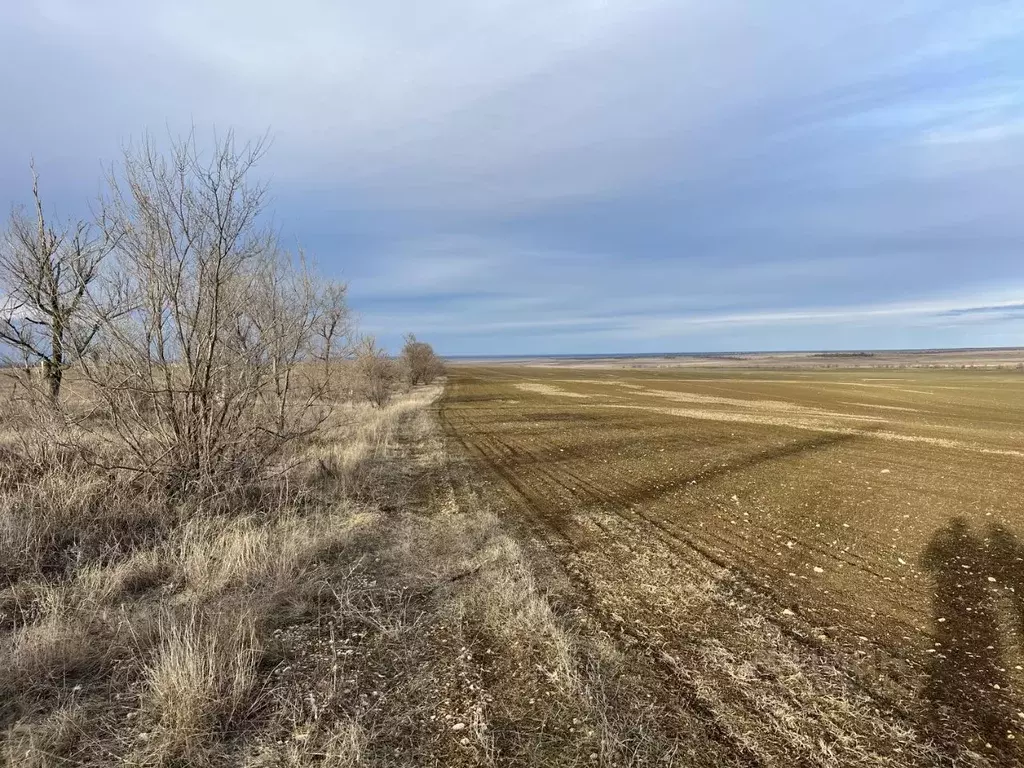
[486,421,919,666]
[502,440,916,719]
[518,406,933,651]
[493,421,900,583]
[440,379,942,764]
[440,394,767,766]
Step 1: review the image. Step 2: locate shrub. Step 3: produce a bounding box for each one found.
[79,132,348,495]
[400,333,445,386]
[352,337,398,408]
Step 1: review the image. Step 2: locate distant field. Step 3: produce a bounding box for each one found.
[442,365,1024,765]
[451,346,1024,370]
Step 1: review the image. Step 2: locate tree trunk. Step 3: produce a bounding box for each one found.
[40,359,62,402]
[47,322,64,403]
[47,365,62,401]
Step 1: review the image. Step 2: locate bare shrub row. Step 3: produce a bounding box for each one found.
[0,132,443,494]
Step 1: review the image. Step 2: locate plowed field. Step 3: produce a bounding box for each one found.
[441,365,1024,766]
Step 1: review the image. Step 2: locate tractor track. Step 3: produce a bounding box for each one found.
[438,381,950,765]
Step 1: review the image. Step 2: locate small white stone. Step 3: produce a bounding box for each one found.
[452,722,467,732]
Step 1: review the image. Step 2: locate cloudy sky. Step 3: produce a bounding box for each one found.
[2,1,1023,354]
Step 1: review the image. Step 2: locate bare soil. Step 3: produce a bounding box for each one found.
[441,365,1024,766]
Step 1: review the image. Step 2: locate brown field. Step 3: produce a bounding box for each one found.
[441,364,1024,765]
[478,346,1024,370]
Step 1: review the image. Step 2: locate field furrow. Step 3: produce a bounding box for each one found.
[443,365,1024,766]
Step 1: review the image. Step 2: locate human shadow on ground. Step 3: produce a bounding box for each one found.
[921,518,1024,761]
[987,524,1024,646]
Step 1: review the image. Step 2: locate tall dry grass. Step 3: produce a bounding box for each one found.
[141,609,262,764]
[0,374,422,766]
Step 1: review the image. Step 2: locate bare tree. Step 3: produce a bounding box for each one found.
[0,166,114,402]
[248,251,349,433]
[400,333,444,386]
[311,280,352,376]
[81,131,347,493]
[352,336,398,408]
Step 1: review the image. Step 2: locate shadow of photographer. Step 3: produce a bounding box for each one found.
[922,517,1024,760]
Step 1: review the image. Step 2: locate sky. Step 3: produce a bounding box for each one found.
[2,1,1024,355]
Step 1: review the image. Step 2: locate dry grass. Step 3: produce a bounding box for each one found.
[141,609,262,765]
[0,376,421,766]
[3,372,609,766]
[308,393,430,502]
[238,397,718,766]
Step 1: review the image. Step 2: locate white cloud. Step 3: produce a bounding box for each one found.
[3,1,1024,353]
[15,1,1021,209]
